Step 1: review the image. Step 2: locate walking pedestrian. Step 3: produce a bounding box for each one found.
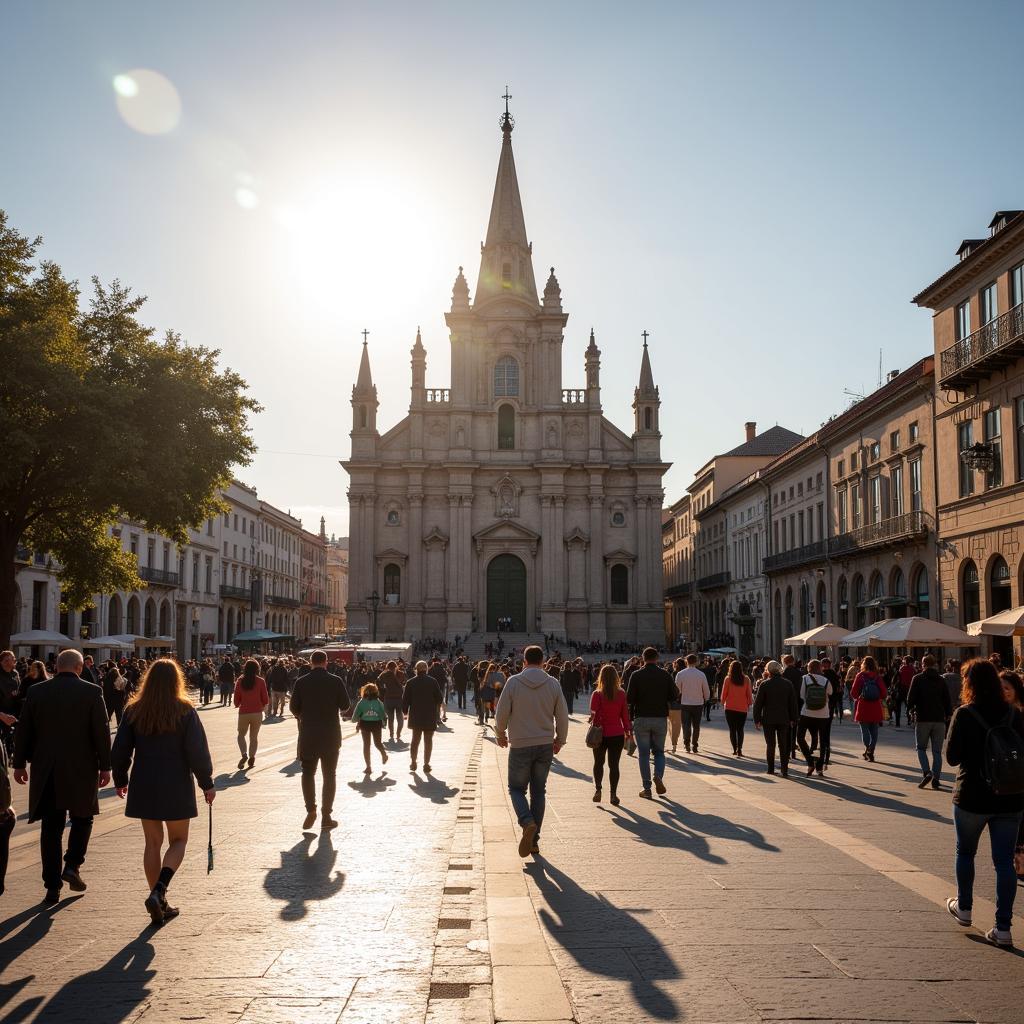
[797,660,832,777]
[674,654,711,754]
[452,656,469,711]
[752,660,798,777]
[111,659,215,925]
[494,645,568,858]
[11,649,112,905]
[0,650,19,759]
[625,647,676,799]
[721,659,754,756]
[379,661,405,741]
[852,656,887,762]
[0,722,13,896]
[290,650,350,830]
[234,659,269,770]
[403,661,444,773]
[782,655,804,757]
[944,658,1024,948]
[667,658,683,754]
[352,682,389,774]
[907,654,953,790]
[268,658,291,718]
[217,658,235,706]
[589,664,632,806]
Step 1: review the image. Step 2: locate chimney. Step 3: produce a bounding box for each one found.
[744,422,756,443]
[886,369,900,382]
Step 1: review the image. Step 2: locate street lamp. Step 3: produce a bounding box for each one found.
[960,441,996,474]
[368,590,380,642]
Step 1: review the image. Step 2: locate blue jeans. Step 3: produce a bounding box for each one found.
[953,806,1022,931]
[859,721,879,749]
[507,745,553,841]
[633,717,668,789]
[915,721,945,780]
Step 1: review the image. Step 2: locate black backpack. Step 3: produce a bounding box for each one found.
[968,706,1024,796]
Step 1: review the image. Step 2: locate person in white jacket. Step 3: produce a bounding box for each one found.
[674,654,711,754]
[495,646,569,859]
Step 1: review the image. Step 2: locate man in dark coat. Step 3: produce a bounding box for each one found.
[12,648,112,904]
[289,649,351,830]
[559,661,581,716]
[452,657,470,710]
[403,661,444,772]
[752,660,799,777]
[428,658,449,724]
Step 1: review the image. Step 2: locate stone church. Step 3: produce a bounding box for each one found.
[343,105,669,644]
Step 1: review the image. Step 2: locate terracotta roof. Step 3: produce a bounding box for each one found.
[721,425,804,459]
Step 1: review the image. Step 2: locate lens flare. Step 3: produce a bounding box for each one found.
[112,68,181,135]
[235,187,259,210]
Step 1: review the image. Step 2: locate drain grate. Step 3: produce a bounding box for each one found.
[430,982,472,999]
[438,918,472,929]
[443,885,473,895]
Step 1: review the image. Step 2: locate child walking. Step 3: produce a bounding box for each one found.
[353,682,389,774]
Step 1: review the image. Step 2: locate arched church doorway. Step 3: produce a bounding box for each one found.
[486,554,526,632]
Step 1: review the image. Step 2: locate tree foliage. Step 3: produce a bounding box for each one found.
[0,210,261,645]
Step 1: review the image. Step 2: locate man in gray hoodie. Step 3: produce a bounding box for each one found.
[495,646,569,858]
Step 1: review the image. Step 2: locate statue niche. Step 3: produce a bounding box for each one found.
[491,474,521,519]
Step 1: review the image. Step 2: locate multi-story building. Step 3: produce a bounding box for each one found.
[913,209,1024,664]
[217,480,261,645]
[687,422,803,648]
[718,473,770,656]
[298,521,329,641]
[325,537,349,636]
[662,496,693,647]
[762,358,937,654]
[173,516,221,660]
[258,501,303,638]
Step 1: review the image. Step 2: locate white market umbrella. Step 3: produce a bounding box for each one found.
[839,616,978,648]
[9,629,75,647]
[136,636,175,649]
[968,606,1024,638]
[80,635,136,651]
[784,624,850,647]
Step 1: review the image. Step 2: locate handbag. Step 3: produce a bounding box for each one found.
[585,693,603,749]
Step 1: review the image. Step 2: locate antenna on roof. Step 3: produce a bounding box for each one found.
[878,349,883,390]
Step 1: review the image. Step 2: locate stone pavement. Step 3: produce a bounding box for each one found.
[2,699,1024,1023]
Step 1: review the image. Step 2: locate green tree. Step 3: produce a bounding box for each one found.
[0,211,260,648]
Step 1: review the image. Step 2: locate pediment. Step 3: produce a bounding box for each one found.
[474,519,541,544]
[423,528,449,549]
[603,547,637,566]
[564,526,589,547]
[375,548,408,564]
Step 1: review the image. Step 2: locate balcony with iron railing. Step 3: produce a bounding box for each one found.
[696,571,730,591]
[764,510,931,573]
[665,581,694,599]
[425,388,450,403]
[562,389,587,405]
[267,593,300,608]
[220,584,250,600]
[939,301,1024,388]
[138,566,180,587]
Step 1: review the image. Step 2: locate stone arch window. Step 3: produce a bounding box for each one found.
[990,555,1012,618]
[816,580,827,624]
[644,407,652,430]
[610,564,629,605]
[359,406,367,429]
[159,600,170,636]
[497,403,515,450]
[799,583,810,632]
[852,575,866,629]
[494,356,520,398]
[961,560,980,626]
[891,567,906,600]
[108,594,122,636]
[836,576,848,628]
[913,565,930,619]
[383,563,401,605]
[126,596,140,635]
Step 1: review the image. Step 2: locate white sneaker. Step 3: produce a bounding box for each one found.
[946,897,972,926]
[985,927,1013,948]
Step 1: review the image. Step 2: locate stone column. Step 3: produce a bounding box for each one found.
[540,496,554,610]
[635,496,648,610]
[408,494,423,606]
[446,496,460,614]
[588,496,603,605]
[553,496,566,606]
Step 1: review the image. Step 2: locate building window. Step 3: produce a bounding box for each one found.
[869,442,880,462]
[610,564,629,605]
[797,481,804,497]
[909,421,919,442]
[837,488,848,534]
[611,511,626,527]
[1016,396,1024,481]
[205,557,213,593]
[909,457,922,512]
[493,356,520,397]
[851,481,862,529]
[837,458,845,477]
[891,464,904,516]
[192,553,200,591]
[955,300,971,340]
[958,421,975,496]
[359,406,367,429]
[853,575,866,629]
[497,403,515,449]
[889,430,900,453]
[383,563,401,604]
[984,408,1002,489]
[386,509,400,526]
[816,502,824,539]
[869,475,881,524]
[912,566,929,618]
[1012,263,1024,308]
[815,472,822,489]
[501,262,512,282]
[980,281,998,325]
[962,561,980,626]
[851,451,858,470]
[644,407,652,430]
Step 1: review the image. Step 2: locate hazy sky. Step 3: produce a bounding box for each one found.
[3,1,1023,537]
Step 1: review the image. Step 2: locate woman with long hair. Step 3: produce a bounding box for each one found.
[111,659,215,926]
[589,664,631,806]
[353,681,389,774]
[945,659,1024,948]
[721,659,754,756]
[234,659,269,770]
[1000,671,1024,710]
[851,655,887,762]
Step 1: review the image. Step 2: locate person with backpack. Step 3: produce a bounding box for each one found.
[851,655,887,762]
[907,654,953,790]
[944,658,1024,949]
[352,682,389,775]
[797,660,832,777]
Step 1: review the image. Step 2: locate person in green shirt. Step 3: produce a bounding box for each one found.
[352,682,389,775]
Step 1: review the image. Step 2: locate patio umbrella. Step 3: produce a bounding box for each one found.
[9,629,75,646]
[967,606,1024,638]
[784,624,850,647]
[80,635,135,651]
[839,617,978,648]
[138,636,175,648]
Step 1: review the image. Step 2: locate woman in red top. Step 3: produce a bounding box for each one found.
[720,659,754,756]
[851,655,887,762]
[234,659,269,769]
[589,664,632,807]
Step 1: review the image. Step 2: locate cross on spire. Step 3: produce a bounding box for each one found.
[361,328,369,344]
[502,86,511,115]
[641,330,649,347]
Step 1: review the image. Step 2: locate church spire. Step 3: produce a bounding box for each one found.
[351,329,379,438]
[474,90,539,309]
[355,330,374,392]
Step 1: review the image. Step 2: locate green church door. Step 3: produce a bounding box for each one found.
[486,554,527,632]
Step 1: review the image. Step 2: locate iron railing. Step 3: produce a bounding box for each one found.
[267,593,300,608]
[562,389,586,404]
[426,388,450,403]
[219,584,250,600]
[940,301,1024,384]
[697,571,731,590]
[138,566,180,586]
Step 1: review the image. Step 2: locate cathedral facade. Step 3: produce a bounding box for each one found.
[343,107,669,644]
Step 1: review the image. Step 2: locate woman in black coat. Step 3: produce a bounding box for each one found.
[402,661,444,773]
[112,659,215,927]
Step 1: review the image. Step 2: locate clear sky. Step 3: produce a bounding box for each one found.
[3,0,1023,538]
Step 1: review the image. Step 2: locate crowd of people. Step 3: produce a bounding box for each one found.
[2,639,1023,949]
